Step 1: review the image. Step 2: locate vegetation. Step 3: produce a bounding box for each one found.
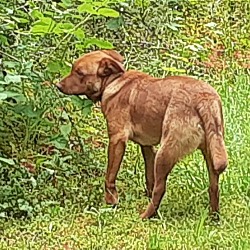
[0,0,249,248]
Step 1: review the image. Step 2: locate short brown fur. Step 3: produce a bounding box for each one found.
[57,50,228,219]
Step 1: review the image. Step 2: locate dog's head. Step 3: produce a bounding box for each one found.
[56,50,125,102]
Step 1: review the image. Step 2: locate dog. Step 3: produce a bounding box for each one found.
[57,49,228,219]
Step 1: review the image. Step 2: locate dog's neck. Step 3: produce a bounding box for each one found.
[100,72,124,102]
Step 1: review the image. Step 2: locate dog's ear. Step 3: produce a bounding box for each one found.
[101,50,124,63]
[98,57,125,77]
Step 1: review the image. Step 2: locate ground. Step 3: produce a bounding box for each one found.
[1,73,249,249]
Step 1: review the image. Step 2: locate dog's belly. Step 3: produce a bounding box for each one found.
[130,123,162,146]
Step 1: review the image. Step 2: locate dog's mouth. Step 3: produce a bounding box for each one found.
[56,83,78,96]
[56,83,101,103]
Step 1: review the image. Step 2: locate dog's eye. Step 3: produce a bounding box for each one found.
[76,70,85,77]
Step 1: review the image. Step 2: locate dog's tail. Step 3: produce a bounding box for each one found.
[197,98,228,173]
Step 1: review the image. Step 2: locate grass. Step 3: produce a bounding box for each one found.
[0,71,249,249]
[1,1,250,248]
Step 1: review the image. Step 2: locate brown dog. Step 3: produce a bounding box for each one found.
[57,50,228,219]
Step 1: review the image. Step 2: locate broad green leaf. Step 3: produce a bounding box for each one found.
[13,104,43,118]
[1,91,21,98]
[84,38,113,49]
[4,91,25,102]
[98,8,119,18]
[47,61,62,73]
[0,35,8,45]
[31,9,44,19]
[0,93,8,100]
[59,22,74,30]
[62,0,72,7]
[3,61,20,68]
[53,22,74,34]
[0,157,15,165]
[106,17,123,30]
[51,136,68,150]
[60,123,72,138]
[77,3,97,15]
[31,25,50,34]
[74,28,85,40]
[4,74,21,84]
[31,17,56,34]
[36,17,54,25]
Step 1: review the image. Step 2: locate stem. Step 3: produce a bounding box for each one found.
[43,15,92,62]
[0,50,21,62]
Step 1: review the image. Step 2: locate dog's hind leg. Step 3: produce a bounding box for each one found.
[201,148,220,218]
[140,142,176,219]
[141,146,156,197]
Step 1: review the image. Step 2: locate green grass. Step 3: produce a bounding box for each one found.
[1,1,250,248]
[1,73,249,249]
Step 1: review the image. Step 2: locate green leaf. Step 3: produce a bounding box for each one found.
[3,91,25,102]
[0,157,15,165]
[54,22,74,34]
[47,61,62,73]
[0,35,8,45]
[84,38,113,49]
[31,10,44,19]
[62,0,72,7]
[77,3,97,15]
[2,91,21,98]
[3,61,20,68]
[51,135,68,150]
[35,17,53,26]
[98,8,119,18]
[4,74,22,84]
[60,123,72,138]
[13,104,43,118]
[106,17,123,30]
[31,25,50,34]
[74,28,85,40]
[0,93,8,100]
[31,17,56,34]
[59,22,74,30]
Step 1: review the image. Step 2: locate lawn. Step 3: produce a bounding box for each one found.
[0,0,250,249]
[1,73,250,250]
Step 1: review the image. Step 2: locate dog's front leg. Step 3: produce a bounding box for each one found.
[105,136,126,205]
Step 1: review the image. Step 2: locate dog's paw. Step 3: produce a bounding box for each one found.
[105,189,118,205]
[140,211,149,220]
[140,203,156,220]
